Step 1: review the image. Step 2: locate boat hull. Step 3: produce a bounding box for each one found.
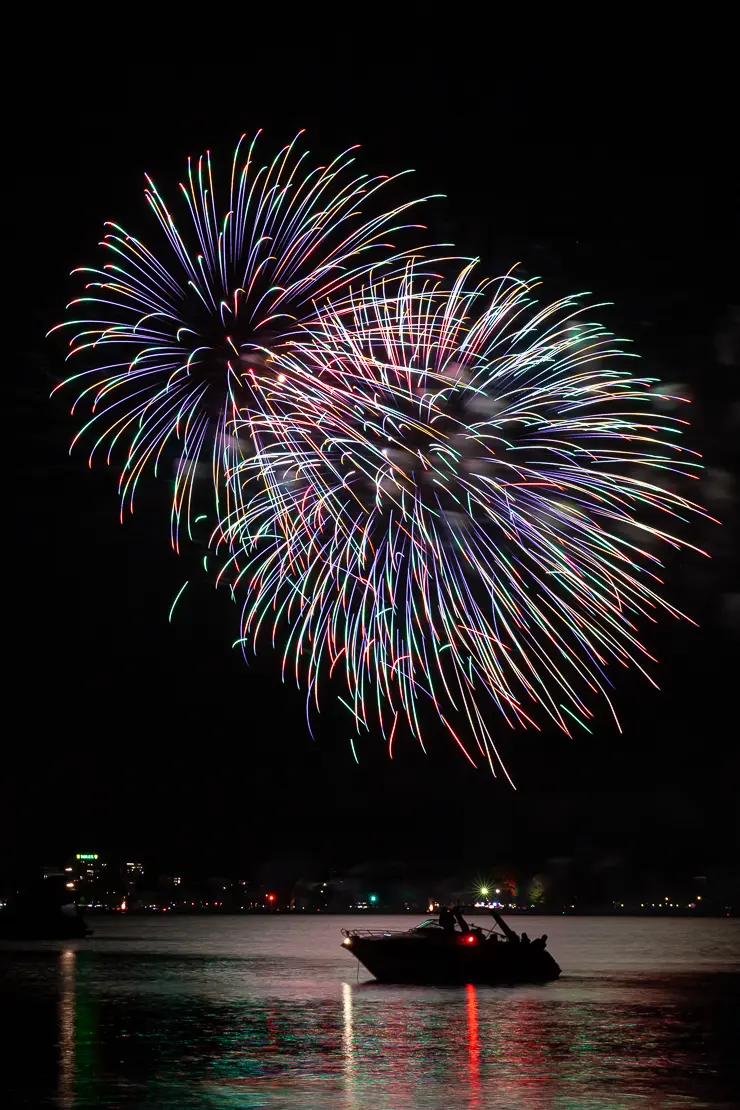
[345,936,561,985]
[0,914,92,940]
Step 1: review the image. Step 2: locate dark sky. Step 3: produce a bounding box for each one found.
[7,43,738,878]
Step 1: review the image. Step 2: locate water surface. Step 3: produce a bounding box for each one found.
[1,914,738,1108]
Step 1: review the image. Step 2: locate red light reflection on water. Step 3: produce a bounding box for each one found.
[466,983,481,1105]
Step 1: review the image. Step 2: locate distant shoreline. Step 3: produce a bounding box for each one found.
[82,908,736,919]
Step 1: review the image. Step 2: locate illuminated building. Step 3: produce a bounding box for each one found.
[73,853,106,882]
[159,875,184,892]
[122,862,145,900]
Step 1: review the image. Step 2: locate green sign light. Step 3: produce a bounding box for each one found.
[76,854,98,860]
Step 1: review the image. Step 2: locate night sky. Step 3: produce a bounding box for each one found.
[7,45,738,879]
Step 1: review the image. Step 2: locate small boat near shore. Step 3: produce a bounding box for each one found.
[0,911,91,941]
[341,910,560,984]
[0,875,92,941]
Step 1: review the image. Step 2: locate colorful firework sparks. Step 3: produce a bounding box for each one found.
[220,262,712,775]
[48,132,440,549]
[49,133,712,774]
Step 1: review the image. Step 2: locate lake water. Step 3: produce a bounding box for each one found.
[1,914,738,1108]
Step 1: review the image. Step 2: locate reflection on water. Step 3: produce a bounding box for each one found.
[466,983,481,1106]
[342,980,358,1109]
[0,915,738,1108]
[58,949,75,1109]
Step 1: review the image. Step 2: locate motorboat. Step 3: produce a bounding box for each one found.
[0,909,92,940]
[0,875,92,940]
[341,910,560,984]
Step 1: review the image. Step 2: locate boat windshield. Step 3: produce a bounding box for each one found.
[411,919,441,931]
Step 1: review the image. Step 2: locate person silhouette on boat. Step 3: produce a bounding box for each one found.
[453,907,471,934]
[531,934,548,951]
[521,932,531,946]
[438,906,456,934]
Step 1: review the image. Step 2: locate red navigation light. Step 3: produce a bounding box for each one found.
[267,893,276,903]
[467,935,476,943]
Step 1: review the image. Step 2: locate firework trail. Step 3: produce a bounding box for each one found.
[221,262,712,775]
[49,132,439,550]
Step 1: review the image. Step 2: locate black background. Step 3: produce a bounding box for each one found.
[7,35,738,879]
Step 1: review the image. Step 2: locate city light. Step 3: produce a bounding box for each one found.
[22,852,724,919]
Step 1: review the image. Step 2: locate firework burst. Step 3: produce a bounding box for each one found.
[49,132,438,549]
[50,136,711,774]
[221,262,711,774]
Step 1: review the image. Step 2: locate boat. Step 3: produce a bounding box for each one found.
[0,910,92,940]
[0,875,92,940]
[341,910,560,984]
